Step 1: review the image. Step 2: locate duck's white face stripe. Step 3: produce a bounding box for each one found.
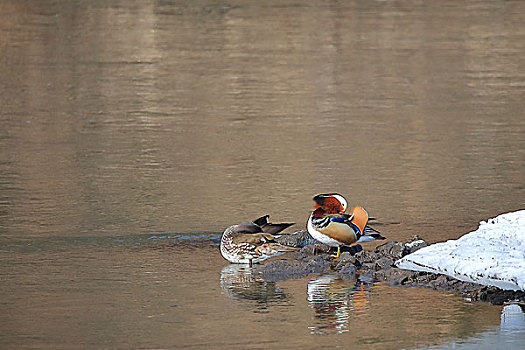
[332,194,348,211]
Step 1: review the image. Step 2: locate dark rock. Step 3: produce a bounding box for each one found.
[477,287,525,305]
[354,250,378,264]
[276,230,320,247]
[253,233,525,305]
[299,245,316,256]
[375,241,406,260]
[333,252,361,267]
[385,270,414,286]
[255,255,331,281]
[314,244,331,254]
[403,235,429,255]
[335,251,353,262]
[375,257,393,271]
[342,245,363,255]
[333,253,361,277]
[428,274,450,289]
[337,263,358,277]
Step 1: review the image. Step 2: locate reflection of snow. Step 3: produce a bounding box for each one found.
[421,304,525,350]
[501,304,525,331]
[396,210,525,291]
[307,274,369,335]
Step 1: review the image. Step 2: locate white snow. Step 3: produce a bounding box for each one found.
[395,210,525,291]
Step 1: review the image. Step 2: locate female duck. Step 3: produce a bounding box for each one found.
[220,215,297,266]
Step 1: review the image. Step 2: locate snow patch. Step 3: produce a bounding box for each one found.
[395,210,525,291]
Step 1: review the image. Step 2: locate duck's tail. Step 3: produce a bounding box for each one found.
[356,225,386,243]
[253,215,295,235]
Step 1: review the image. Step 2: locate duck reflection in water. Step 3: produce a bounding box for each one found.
[307,274,370,335]
[220,264,287,310]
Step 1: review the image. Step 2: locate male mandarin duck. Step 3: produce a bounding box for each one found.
[220,215,298,266]
[307,193,385,258]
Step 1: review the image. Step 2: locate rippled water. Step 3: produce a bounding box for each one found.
[0,238,505,349]
[1,0,524,348]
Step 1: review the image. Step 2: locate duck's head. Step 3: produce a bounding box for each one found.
[312,193,348,214]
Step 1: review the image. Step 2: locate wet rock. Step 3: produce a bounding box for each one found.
[427,274,450,289]
[354,250,377,264]
[375,269,414,285]
[335,251,353,263]
[255,255,331,281]
[337,263,358,277]
[276,230,319,247]
[333,252,361,268]
[375,241,405,260]
[262,232,525,305]
[403,235,429,254]
[312,244,331,254]
[375,257,393,271]
[299,245,316,256]
[477,287,525,305]
[342,245,363,255]
[359,262,375,271]
[332,252,361,278]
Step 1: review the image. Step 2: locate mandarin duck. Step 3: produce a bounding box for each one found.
[220,215,297,266]
[307,193,385,258]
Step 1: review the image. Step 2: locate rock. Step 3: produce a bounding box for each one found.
[375,241,406,260]
[299,245,316,256]
[333,253,361,277]
[359,262,375,271]
[375,269,414,285]
[252,233,525,305]
[403,235,429,254]
[276,230,319,247]
[335,251,353,262]
[477,287,525,305]
[337,263,358,277]
[375,257,393,271]
[354,250,378,264]
[428,274,450,289]
[313,244,331,254]
[255,255,331,281]
[342,245,363,255]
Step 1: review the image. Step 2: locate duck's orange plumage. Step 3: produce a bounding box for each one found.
[307,193,386,258]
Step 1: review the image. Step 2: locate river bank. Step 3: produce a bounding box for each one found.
[255,231,525,305]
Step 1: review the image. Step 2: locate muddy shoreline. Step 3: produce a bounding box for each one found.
[255,230,525,305]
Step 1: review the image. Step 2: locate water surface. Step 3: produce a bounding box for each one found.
[1,0,524,348]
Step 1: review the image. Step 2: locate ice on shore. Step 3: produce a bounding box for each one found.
[395,210,525,291]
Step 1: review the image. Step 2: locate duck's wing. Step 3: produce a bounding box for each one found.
[255,242,299,256]
[349,206,386,242]
[252,215,295,234]
[357,226,386,242]
[328,210,386,242]
[231,232,279,246]
[230,232,299,261]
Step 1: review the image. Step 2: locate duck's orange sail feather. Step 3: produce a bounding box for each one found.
[350,206,368,234]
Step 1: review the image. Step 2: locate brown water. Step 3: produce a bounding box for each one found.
[1,0,524,348]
